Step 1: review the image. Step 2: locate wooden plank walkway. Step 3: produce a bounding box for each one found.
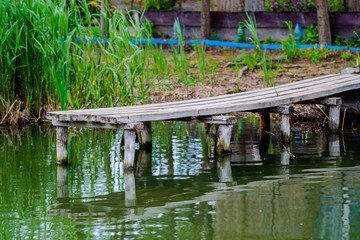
[47,74,360,167]
[48,74,360,125]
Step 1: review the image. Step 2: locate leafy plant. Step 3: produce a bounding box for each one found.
[306,49,330,63]
[341,51,353,61]
[347,32,360,47]
[334,35,347,46]
[264,35,275,44]
[329,0,345,12]
[281,21,303,62]
[143,0,177,10]
[265,0,316,12]
[303,24,319,44]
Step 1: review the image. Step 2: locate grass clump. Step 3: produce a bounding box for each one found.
[0,0,186,125]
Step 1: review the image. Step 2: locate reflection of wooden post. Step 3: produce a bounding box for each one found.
[136,149,152,176]
[124,170,136,207]
[281,147,290,165]
[217,156,233,183]
[57,165,68,198]
[215,124,233,155]
[329,134,340,157]
[124,130,136,169]
[56,127,68,164]
[137,122,152,149]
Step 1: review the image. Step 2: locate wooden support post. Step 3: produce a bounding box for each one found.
[281,114,291,142]
[274,106,293,142]
[215,124,233,155]
[329,105,341,133]
[124,170,136,207]
[136,122,152,149]
[124,130,136,169]
[325,97,342,133]
[259,111,270,132]
[56,127,68,164]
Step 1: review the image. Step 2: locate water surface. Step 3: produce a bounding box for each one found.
[1,119,360,239]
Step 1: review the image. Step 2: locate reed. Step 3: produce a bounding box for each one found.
[0,0,176,125]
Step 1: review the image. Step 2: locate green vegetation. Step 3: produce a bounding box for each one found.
[0,0,208,125]
[265,0,346,12]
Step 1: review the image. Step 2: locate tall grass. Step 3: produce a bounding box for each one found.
[0,0,193,125]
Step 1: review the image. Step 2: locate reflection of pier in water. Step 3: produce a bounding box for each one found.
[50,130,344,225]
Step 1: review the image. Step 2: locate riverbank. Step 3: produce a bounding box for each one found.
[1,46,358,127]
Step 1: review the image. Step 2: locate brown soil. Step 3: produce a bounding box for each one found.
[150,47,354,102]
[145,47,355,127]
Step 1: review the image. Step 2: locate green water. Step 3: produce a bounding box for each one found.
[1,120,360,240]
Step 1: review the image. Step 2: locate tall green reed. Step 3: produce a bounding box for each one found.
[0,0,173,124]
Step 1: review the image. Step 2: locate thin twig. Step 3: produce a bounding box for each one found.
[342,108,347,133]
[1,100,17,124]
[342,108,347,156]
[316,104,329,119]
[279,141,296,159]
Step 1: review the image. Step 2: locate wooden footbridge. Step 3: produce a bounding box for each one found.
[47,74,360,168]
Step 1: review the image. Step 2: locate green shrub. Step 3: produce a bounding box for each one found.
[303,24,318,44]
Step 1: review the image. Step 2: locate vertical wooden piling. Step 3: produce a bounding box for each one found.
[136,121,152,149]
[281,114,291,142]
[329,105,341,133]
[215,124,233,155]
[124,130,136,169]
[259,111,271,132]
[276,106,293,142]
[56,127,68,164]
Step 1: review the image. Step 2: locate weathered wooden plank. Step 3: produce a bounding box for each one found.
[52,119,144,130]
[197,115,237,125]
[301,97,342,105]
[55,75,359,123]
[46,74,331,118]
[269,105,294,115]
[47,74,356,122]
[100,79,360,124]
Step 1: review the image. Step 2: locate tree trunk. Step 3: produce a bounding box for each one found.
[201,0,211,39]
[347,0,360,11]
[317,0,332,45]
[100,0,108,37]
